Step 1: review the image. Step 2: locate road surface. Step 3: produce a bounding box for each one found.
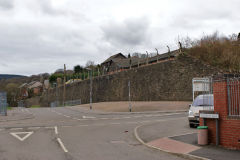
[0,106,193,160]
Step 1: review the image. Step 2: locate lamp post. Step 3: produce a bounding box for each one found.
[128,80,132,112]
[86,68,93,110]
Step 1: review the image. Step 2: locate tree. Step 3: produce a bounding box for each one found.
[5,83,18,107]
[74,65,83,74]
[85,60,95,70]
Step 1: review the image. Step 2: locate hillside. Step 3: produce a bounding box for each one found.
[184,32,240,73]
[0,74,26,80]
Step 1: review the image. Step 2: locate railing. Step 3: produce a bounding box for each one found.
[50,99,81,107]
[227,77,240,116]
[64,99,81,106]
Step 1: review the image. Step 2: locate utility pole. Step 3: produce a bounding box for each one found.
[63,64,66,106]
[128,80,132,112]
[87,68,93,110]
[90,69,93,110]
[146,51,149,65]
[155,48,159,62]
[167,46,170,58]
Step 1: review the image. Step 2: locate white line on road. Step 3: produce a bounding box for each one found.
[57,138,68,153]
[55,126,58,134]
[28,127,40,130]
[77,124,89,127]
[126,122,138,124]
[63,115,70,118]
[82,115,96,119]
[110,123,121,125]
[10,128,23,131]
[45,126,55,129]
[10,132,34,141]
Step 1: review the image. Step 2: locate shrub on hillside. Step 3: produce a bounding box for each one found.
[184,32,240,73]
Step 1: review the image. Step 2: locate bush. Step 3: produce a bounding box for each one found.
[185,32,240,72]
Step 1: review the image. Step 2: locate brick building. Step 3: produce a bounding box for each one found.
[200,74,240,150]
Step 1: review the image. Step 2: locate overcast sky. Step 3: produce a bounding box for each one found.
[0,0,239,76]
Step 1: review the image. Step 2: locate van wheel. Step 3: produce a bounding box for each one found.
[189,123,194,128]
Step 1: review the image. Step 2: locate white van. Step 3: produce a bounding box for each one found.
[188,94,214,128]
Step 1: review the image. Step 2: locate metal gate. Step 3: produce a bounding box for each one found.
[227,77,240,117]
[192,77,213,100]
[0,92,7,116]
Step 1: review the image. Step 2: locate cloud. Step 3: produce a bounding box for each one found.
[101,17,151,48]
[0,0,14,10]
[0,0,240,75]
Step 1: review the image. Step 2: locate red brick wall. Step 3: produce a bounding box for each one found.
[200,81,240,150]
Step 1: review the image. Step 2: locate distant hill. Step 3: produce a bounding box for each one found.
[0,74,26,80]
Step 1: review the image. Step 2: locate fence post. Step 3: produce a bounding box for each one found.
[227,77,231,116]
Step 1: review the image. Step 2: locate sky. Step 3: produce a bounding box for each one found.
[0,0,239,76]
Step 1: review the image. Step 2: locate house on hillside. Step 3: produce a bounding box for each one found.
[101,53,127,72]
[19,83,28,99]
[19,81,43,99]
[101,50,179,73]
[27,81,43,95]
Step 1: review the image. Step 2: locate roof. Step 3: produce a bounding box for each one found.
[28,81,42,89]
[102,53,126,64]
[19,83,28,88]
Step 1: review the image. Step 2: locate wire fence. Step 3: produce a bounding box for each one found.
[64,99,81,106]
[50,99,81,107]
[0,92,7,116]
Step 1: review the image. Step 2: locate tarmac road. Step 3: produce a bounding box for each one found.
[0,106,192,160]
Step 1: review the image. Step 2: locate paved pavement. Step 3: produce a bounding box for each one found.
[135,119,240,160]
[0,106,190,160]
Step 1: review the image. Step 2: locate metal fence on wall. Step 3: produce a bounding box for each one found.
[64,99,81,106]
[227,77,240,117]
[0,92,7,116]
[18,100,25,108]
[50,101,60,108]
[50,99,81,107]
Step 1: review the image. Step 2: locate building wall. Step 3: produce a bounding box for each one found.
[40,54,220,107]
[200,80,240,150]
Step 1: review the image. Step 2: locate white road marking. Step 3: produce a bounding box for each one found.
[77,124,89,127]
[10,132,33,141]
[45,126,54,129]
[134,116,142,118]
[55,126,58,134]
[100,118,109,120]
[63,115,70,118]
[110,123,121,125]
[140,120,151,123]
[82,115,96,119]
[10,128,23,131]
[28,127,40,130]
[123,117,131,119]
[57,138,68,153]
[126,122,138,124]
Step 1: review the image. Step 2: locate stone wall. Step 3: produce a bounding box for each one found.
[40,55,221,107]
